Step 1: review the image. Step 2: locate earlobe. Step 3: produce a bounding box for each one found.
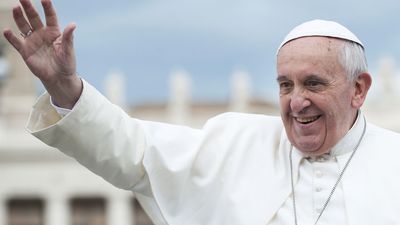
[351,73,372,108]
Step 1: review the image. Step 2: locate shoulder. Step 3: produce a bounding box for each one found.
[202,112,284,138]
[366,123,400,142]
[363,123,400,156]
[204,112,282,128]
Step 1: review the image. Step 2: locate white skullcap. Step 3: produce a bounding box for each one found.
[277,19,363,53]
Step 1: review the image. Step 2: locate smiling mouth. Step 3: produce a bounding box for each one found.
[295,115,321,124]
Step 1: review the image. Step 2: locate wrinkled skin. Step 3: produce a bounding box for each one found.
[277,37,371,156]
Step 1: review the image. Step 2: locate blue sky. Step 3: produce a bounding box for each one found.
[36,0,400,106]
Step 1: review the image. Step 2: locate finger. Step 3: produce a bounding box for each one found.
[20,0,44,30]
[61,23,76,53]
[41,0,59,28]
[13,6,32,35]
[3,29,24,54]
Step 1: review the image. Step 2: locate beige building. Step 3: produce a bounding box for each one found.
[0,1,399,224]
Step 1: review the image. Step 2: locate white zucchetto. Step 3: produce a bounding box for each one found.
[277,19,364,53]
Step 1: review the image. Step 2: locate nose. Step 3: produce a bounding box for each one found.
[289,89,311,114]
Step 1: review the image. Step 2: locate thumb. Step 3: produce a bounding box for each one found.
[61,23,76,53]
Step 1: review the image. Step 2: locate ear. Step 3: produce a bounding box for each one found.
[351,72,372,108]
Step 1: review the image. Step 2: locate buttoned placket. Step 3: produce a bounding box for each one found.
[269,153,350,225]
[311,155,334,223]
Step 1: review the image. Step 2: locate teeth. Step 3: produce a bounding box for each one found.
[296,116,319,123]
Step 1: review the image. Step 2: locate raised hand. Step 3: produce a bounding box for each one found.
[3,0,82,109]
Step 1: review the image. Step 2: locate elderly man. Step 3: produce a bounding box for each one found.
[3,0,400,224]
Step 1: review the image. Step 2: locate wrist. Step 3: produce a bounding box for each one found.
[43,74,83,109]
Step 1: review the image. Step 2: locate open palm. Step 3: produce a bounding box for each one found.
[3,0,81,108]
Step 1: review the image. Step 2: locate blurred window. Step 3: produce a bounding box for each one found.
[70,197,106,225]
[7,198,44,225]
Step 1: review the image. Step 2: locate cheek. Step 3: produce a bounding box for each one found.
[319,101,342,130]
[327,95,353,118]
[322,98,354,139]
[279,96,290,113]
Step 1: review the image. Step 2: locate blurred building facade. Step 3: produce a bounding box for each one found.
[0,1,152,224]
[363,57,400,131]
[1,2,400,225]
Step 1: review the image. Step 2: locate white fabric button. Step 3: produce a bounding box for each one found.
[315,170,323,178]
[316,187,323,192]
[316,207,323,213]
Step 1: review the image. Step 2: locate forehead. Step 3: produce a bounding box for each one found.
[277,36,345,78]
[278,36,343,55]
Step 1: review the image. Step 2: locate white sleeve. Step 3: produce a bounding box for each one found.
[50,97,72,116]
[26,79,214,225]
[27,80,152,190]
[26,79,203,192]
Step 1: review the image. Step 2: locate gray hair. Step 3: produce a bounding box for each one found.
[339,41,368,81]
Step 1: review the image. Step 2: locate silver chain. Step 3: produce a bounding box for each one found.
[289,116,367,225]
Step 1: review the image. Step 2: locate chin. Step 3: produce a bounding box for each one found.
[294,141,328,156]
[302,148,330,157]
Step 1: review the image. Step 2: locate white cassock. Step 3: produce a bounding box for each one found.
[27,80,400,225]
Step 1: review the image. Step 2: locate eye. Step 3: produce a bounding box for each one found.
[279,81,293,93]
[307,80,321,87]
[280,82,291,88]
[305,79,327,91]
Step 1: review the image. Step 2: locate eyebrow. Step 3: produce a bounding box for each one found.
[305,74,329,83]
[276,74,329,83]
[276,76,289,82]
